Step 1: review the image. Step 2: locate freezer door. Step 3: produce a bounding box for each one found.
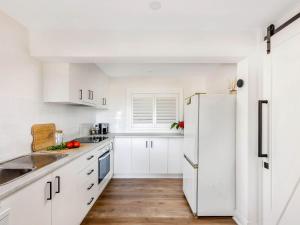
[183,95,199,164]
[183,155,198,215]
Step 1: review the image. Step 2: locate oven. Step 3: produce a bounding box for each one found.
[98,150,111,184]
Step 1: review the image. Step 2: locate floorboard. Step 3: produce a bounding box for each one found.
[81,179,236,225]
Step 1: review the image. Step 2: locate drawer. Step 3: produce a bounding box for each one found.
[79,163,98,183]
[79,150,98,172]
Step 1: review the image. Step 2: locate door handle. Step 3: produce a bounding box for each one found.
[55,176,61,194]
[258,100,268,158]
[46,181,52,200]
[79,89,83,100]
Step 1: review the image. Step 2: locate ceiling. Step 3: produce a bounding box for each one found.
[0,0,298,31]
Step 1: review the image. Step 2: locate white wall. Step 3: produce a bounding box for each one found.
[96,64,236,132]
[29,30,257,63]
[0,11,97,161]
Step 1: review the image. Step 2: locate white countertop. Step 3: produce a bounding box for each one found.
[0,137,113,201]
[107,133,184,138]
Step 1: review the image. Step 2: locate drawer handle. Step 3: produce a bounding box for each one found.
[87,197,95,206]
[87,169,94,175]
[87,155,94,160]
[87,183,94,190]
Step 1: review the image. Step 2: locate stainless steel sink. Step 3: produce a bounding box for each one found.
[0,154,67,185]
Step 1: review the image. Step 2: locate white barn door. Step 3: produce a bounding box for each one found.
[261,21,300,225]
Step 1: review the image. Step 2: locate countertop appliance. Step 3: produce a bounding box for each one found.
[94,123,109,135]
[183,94,235,216]
[74,136,108,143]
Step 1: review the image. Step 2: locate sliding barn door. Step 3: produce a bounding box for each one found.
[261,22,300,225]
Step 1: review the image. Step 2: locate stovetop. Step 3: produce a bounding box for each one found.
[74,136,109,143]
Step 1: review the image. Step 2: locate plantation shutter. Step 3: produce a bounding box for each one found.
[132,94,154,127]
[155,95,178,127]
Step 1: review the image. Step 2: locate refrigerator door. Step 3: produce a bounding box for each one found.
[183,94,199,165]
[183,155,198,215]
[197,95,236,216]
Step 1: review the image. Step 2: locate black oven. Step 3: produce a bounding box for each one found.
[98,150,111,184]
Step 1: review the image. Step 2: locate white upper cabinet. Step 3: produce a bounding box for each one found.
[43,63,109,108]
[149,138,168,174]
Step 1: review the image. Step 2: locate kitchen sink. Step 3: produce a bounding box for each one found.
[0,154,67,185]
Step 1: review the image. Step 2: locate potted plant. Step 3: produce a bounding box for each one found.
[170,121,184,134]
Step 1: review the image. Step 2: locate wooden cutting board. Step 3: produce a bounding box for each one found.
[31,123,56,152]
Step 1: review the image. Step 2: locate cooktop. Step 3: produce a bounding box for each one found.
[74,136,108,143]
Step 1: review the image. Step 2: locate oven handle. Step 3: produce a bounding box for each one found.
[99,150,110,161]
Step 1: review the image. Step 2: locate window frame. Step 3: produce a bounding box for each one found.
[127,88,183,132]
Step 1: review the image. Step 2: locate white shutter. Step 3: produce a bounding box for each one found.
[132,95,154,128]
[155,95,178,127]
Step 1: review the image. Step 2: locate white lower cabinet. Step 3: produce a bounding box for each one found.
[114,138,131,174]
[132,138,149,174]
[149,138,168,174]
[1,141,113,225]
[168,138,183,174]
[52,160,81,225]
[1,174,52,225]
[114,137,183,177]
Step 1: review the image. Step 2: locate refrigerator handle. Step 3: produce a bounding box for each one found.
[184,155,198,169]
[258,100,268,158]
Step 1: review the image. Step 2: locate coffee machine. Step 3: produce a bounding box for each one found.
[94,123,109,135]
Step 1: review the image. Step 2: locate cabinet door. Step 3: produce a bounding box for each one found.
[168,138,183,174]
[114,138,132,174]
[149,138,168,173]
[2,175,52,225]
[52,160,81,225]
[132,138,149,174]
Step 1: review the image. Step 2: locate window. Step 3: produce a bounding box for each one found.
[128,90,181,130]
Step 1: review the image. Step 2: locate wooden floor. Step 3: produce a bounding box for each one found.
[81,179,236,225]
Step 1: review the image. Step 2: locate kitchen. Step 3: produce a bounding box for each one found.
[0,1,300,225]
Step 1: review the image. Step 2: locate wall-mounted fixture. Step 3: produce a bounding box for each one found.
[149,1,162,10]
[237,79,244,88]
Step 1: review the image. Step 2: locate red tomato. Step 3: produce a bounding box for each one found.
[73,141,81,148]
[66,142,74,149]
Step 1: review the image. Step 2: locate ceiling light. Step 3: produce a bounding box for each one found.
[149,1,162,10]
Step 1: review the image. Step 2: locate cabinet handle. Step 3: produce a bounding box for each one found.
[87,197,95,206]
[47,181,52,201]
[87,169,94,176]
[87,183,94,190]
[104,98,107,105]
[55,176,61,194]
[151,141,153,148]
[146,141,148,148]
[79,89,83,100]
[91,91,94,100]
[87,155,94,160]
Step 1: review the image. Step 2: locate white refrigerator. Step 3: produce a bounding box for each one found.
[183,94,236,216]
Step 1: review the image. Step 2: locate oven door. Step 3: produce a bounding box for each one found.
[98,151,111,184]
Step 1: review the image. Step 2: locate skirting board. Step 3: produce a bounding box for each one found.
[113,174,183,179]
[233,212,256,225]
